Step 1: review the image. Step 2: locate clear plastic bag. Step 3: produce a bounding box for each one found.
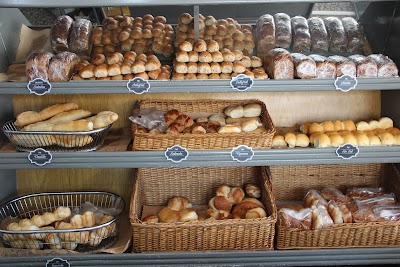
[373,205,400,221]
[321,187,349,204]
[346,187,385,200]
[346,200,378,223]
[129,108,167,132]
[311,203,333,229]
[304,189,328,209]
[278,208,312,230]
[327,201,353,224]
[358,193,396,207]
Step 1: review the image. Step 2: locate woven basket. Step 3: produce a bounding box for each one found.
[131,99,275,150]
[269,163,400,250]
[130,166,277,252]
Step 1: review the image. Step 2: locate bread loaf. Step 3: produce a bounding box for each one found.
[307,17,329,53]
[26,50,54,81]
[348,54,378,77]
[367,54,399,77]
[309,54,336,78]
[48,51,80,82]
[274,13,291,49]
[264,48,294,79]
[291,16,311,53]
[291,53,316,79]
[278,208,312,230]
[328,55,357,77]
[70,19,92,56]
[341,17,365,54]
[256,14,275,57]
[324,17,347,53]
[50,15,73,53]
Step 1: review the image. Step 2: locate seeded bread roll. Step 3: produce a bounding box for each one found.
[264,48,294,79]
[256,14,275,57]
[69,18,92,56]
[307,17,329,53]
[291,16,311,53]
[367,54,399,77]
[324,17,347,54]
[328,55,357,77]
[348,54,378,77]
[309,54,336,78]
[50,15,73,53]
[291,53,316,79]
[274,13,292,49]
[342,17,365,54]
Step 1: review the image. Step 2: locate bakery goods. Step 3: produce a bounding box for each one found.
[278,208,312,230]
[48,51,80,82]
[367,54,399,77]
[264,48,294,79]
[324,17,347,53]
[348,54,378,77]
[291,16,311,53]
[86,111,118,129]
[26,50,54,81]
[50,15,73,53]
[341,17,364,54]
[274,13,292,49]
[69,18,92,56]
[309,54,336,78]
[307,17,329,53]
[328,55,357,77]
[256,14,275,56]
[291,53,316,79]
[224,105,244,118]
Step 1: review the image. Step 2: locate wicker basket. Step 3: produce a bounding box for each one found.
[269,163,400,250]
[131,99,275,150]
[130,166,277,252]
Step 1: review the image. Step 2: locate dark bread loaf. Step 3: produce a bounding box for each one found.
[25,50,54,81]
[50,15,74,53]
[367,54,399,77]
[264,48,294,79]
[48,51,80,82]
[291,16,311,53]
[341,17,365,54]
[274,13,291,49]
[324,17,347,54]
[309,54,336,78]
[291,53,316,79]
[307,17,329,53]
[348,54,378,77]
[328,55,356,77]
[256,14,275,58]
[69,18,92,56]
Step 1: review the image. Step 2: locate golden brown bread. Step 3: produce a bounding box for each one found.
[85,111,118,129]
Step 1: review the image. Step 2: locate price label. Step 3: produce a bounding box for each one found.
[28,148,52,166]
[231,145,254,162]
[336,144,359,159]
[335,75,358,92]
[27,78,52,95]
[46,258,70,267]
[230,74,254,91]
[127,77,150,94]
[165,145,189,163]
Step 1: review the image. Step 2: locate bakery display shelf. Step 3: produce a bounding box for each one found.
[1,77,399,94]
[0,0,393,8]
[1,247,400,266]
[0,145,399,169]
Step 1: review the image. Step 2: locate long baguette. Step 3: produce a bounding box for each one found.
[86,111,118,129]
[14,111,42,127]
[47,109,91,124]
[23,119,93,132]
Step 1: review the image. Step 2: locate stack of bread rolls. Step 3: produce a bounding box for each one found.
[13,103,118,148]
[90,15,174,57]
[172,39,267,80]
[73,51,170,80]
[3,206,116,250]
[175,13,255,55]
[219,103,267,133]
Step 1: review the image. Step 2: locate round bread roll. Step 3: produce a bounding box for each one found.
[110,74,123,80]
[227,24,237,35]
[157,72,170,80]
[241,118,261,132]
[179,41,193,52]
[343,120,356,131]
[224,38,234,47]
[234,40,245,51]
[198,62,211,74]
[233,30,245,41]
[91,46,104,55]
[205,15,217,26]
[148,69,161,80]
[198,19,206,30]
[197,73,209,80]
[143,14,154,21]
[158,207,181,223]
[341,133,358,146]
[206,40,219,53]
[220,73,231,79]
[314,134,331,148]
[224,105,244,119]
[379,132,395,145]
[187,51,198,62]
[368,135,382,146]
[387,127,400,135]
[333,120,344,131]
[108,64,121,76]
[284,132,296,148]
[209,73,220,79]
[330,134,344,147]
[321,121,335,132]
[172,72,185,80]
[79,64,95,79]
[250,56,263,68]
[198,51,213,63]
[356,121,371,131]
[244,71,255,79]
[179,13,193,24]
[175,62,188,74]
[212,51,224,62]
[378,117,394,129]
[180,209,198,222]
[253,71,269,79]
[218,125,241,134]
[131,61,146,74]
[145,60,161,72]
[210,62,222,74]
[223,51,236,62]
[243,103,262,117]
[309,123,324,134]
[296,133,310,147]
[221,62,233,74]
[194,39,207,52]
[91,53,106,65]
[183,73,195,80]
[187,62,198,74]
[135,72,149,80]
[272,135,287,148]
[233,61,247,73]
[369,120,380,130]
[94,63,108,78]
[154,15,167,24]
[240,56,252,68]
[176,51,190,63]
[354,132,369,146]
[123,74,134,80]
[217,25,228,36]
[233,50,244,61]
[177,23,189,33]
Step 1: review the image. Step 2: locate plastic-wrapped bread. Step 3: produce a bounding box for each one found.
[291,53,316,79]
[341,17,365,54]
[367,54,399,77]
[304,189,328,209]
[69,18,92,56]
[264,48,294,79]
[321,187,349,204]
[274,13,292,49]
[26,50,54,81]
[348,54,378,77]
[324,17,347,54]
[309,54,336,78]
[291,16,311,53]
[50,15,74,53]
[48,51,80,82]
[278,208,312,230]
[256,14,275,56]
[328,55,356,77]
[307,17,329,53]
[312,204,334,229]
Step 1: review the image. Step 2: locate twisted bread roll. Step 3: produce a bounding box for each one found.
[70,211,95,228]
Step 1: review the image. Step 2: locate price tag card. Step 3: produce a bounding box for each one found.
[127,77,150,94]
[231,145,254,162]
[334,75,358,92]
[230,74,254,91]
[28,148,52,166]
[336,144,359,159]
[46,258,70,267]
[27,78,52,95]
[165,145,189,163]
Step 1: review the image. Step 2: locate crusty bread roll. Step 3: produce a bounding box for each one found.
[272,135,287,148]
[142,215,159,223]
[308,123,324,134]
[158,207,181,223]
[284,132,296,148]
[241,118,261,132]
[343,120,356,131]
[245,207,267,219]
[296,133,310,147]
[354,132,370,146]
[209,114,226,126]
[314,134,331,148]
[329,134,344,147]
[243,103,262,117]
[341,133,358,145]
[321,121,334,132]
[378,117,394,129]
[167,196,192,212]
[379,132,395,145]
[218,125,241,133]
[356,121,370,131]
[180,208,199,222]
[224,105,244,118]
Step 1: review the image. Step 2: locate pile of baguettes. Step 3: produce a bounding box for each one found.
[13,102,118,148]
[142,183,266,223]
[3,206,116,250]
[272,117,400,148]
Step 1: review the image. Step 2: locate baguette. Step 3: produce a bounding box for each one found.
[23,119,93,132]
[39,103,79,121]
[85,111,118,129]
[47,109,92,124]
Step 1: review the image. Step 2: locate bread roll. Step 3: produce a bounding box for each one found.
[368,135,381,146]
[283,132,296,148]
[343,120,356,131]
[264,48,294,79]
[308,123,324,134]
[341,133,358,145]
[209,114,226,126]
[158,207,181,223]
[218,125,241,134]
[356,121,371,131]
[180,209,198,222]
[314,134,331,148]
[296,133,310,147]
[379,132,395,145]
[291,16,311,53]
[224,105,244,118]
[272,135,287,148]
[354,132,370,146]
[167,196,192,212]
[243,103,262,117]
[241,118,261,132]
[378,117,393,129]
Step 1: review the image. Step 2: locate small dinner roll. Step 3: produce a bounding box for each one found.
[221,62,233,73]
[145,60,161,72]
[206,40,219,53]
[233,50,244,61]
[205,15,217,26]
[210,62,222,74]
[187,51,198,62]
[172,72,185,80]
[220,73,231,79]
[369,120,380,130]
[131,61,146,74]
[369,135,382,146]
[224,38,234,47]
[205,25,217,36]
[217,25,228,36]
[197,73,209,80]
[240,56,252,68]
[379,117,394,129]
[314,134,331,148]
[148,69,161,80]
[194,39,207,52]
[179,41,193,52]
[233,61,247,73]
[244,71,255,79]
[175,62,188,74]
[356,121,371,131]
[272,135,287,148]
[91,53,106,65]
[176,51,190,63]
[234,40,245,51]
[94,63,108,78]
[209,73,220,79]
[185,73,197,80]
[233,30,245,41]
[198,62,212,74]
[179,13,193,25]
[223,51,235,62]
[251,56,263,68]
[198,51,213,63]
[284,132,296,148]
[135,72,149,80]
[379,132,396,145]
[187,62,198,73]
[212,51,224,62]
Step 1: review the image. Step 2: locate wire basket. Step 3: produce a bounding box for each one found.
[2,120,112,152]
[0,192,124,252]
